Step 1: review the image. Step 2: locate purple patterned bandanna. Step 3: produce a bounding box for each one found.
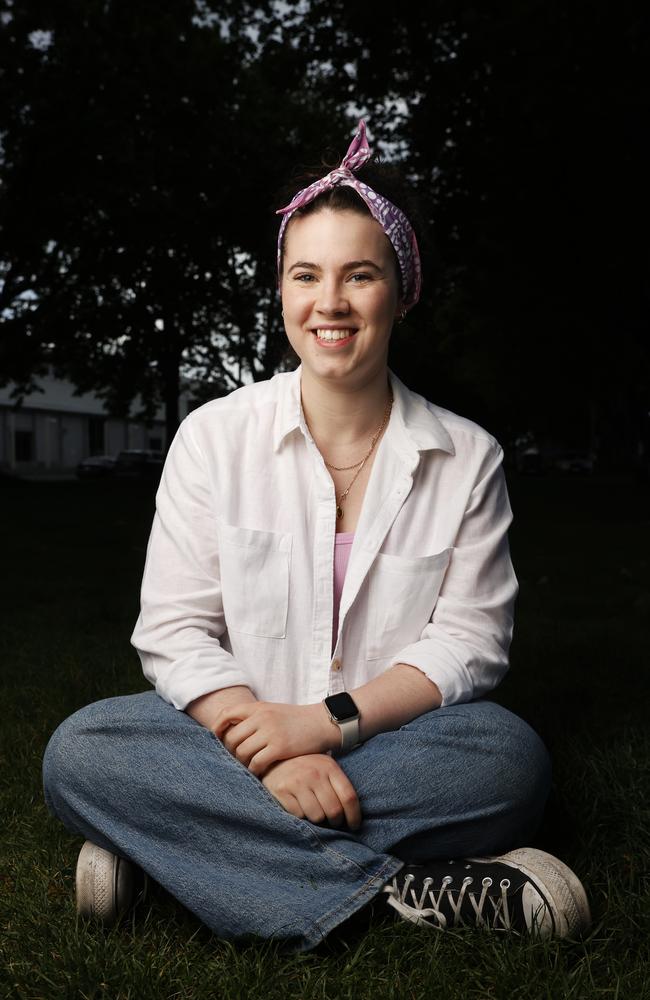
[276,120,421,311]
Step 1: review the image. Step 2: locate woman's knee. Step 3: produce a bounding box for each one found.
[395,699,552,817]
[451,701,552,832]
[42,692,166,808]
[43,698,113,808]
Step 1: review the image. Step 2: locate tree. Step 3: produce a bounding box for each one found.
[2,0,647,464]
[0,0,349,441]
[262,0,650,461]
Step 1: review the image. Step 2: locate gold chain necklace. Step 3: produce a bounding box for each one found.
[325,456,366,472]
[324,390,394,470]
[310,389,394,520]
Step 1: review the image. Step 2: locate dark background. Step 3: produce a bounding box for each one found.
[1,0,648,473]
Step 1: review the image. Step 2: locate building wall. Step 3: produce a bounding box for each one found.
[44,414,63,467]
[0,372,189,476]
[106,419,127,456]
[61,414,85,469]
[0,406,167,474]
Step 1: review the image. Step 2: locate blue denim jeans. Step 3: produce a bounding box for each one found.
[42,692,551,951]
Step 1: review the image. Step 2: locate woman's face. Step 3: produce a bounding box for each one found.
[280,208,402,387]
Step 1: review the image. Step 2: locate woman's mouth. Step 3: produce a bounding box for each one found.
[312,328,357,344]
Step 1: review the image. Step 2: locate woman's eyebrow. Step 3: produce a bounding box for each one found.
[287,259,384,273]
[342,259,383,272]
[288,261,320,272]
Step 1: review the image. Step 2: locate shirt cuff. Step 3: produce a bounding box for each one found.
[389,642,475,707]
[139,651,254,711]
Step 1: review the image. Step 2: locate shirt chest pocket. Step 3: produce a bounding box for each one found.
[366,548,451,660]
[218,522,292,638]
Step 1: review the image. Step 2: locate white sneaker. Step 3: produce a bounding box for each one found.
[75,840,148,926]
[383,848,591,937]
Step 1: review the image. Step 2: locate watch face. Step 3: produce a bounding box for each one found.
[325,692,359,722]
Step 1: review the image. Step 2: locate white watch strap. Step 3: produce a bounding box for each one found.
[338,716,360,752]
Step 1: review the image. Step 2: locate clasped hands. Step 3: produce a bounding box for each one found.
[213,700,336,774]
[212,701,361,830]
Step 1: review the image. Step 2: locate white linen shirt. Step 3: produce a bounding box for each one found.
[131,365,518,711]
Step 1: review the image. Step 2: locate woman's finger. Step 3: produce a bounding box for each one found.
[329,768,362,830]
[311,782,346,828]
[271,789,303,818]
[293,788,327,825]
[233,732,267,767]
[247,744,279,776]
[213,703,255,739]
[221,717,258,753]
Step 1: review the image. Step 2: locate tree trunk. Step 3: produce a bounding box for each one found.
[161,319,181,451]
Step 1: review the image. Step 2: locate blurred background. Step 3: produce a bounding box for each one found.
[1,0,648,480]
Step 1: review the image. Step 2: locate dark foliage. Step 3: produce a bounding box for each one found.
[1,1,648,461]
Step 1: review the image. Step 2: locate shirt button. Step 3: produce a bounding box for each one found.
[331,658,342,672]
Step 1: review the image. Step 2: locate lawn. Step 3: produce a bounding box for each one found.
[1,474,649,999]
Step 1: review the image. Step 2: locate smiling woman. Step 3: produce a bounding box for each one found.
[281,208,400,397]
[42,120,591,950]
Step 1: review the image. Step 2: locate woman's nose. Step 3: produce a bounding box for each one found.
[316,278,349,315]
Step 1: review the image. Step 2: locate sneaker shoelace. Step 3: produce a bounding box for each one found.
[384,869,528,930]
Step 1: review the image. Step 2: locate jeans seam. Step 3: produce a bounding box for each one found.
[208,729,391,880]
[317,855,398,923]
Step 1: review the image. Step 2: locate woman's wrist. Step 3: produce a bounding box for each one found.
[186,686,257,731]
[351,664,442,743]
[307,701,342,753]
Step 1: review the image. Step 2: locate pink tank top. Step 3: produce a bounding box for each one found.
[332,532,354,653]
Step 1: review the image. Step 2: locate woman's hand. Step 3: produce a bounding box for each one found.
[212,701,337,775]
[261,754,362,830]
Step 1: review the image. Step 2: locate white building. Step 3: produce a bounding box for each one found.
[0,371,190,476]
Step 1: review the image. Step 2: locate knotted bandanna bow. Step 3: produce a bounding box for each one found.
[276,120,421,311]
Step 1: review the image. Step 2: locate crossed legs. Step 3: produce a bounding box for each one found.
[42,692,551,951]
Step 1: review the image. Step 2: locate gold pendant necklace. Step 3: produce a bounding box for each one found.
[334,390,393,519]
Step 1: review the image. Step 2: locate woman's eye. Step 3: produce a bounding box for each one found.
[349,272,372,283]
[294,273,316,282]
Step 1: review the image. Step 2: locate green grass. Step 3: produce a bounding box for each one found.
[1,475,649,999]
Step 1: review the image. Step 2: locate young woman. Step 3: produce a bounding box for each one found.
[43,121,590,948]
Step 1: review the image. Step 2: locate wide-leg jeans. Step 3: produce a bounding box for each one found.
[42,692,551,952]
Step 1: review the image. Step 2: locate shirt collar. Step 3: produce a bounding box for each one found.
[272,366,303,452]
[387,368,455,458]
[272,364,455,457]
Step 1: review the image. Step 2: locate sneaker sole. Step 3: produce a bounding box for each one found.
[75,841,137,925]
[469,847,591,937]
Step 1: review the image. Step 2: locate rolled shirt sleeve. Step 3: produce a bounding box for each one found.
[130,417,252,710]
[390,443,518,706]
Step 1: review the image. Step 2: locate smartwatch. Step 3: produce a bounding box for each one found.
[323,692,361,752]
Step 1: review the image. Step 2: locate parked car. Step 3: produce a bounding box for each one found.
[553,450,596,474]
[76,455,117,479]
[114,449,165,480]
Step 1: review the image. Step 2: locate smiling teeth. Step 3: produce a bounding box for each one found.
[315,329,354,341]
